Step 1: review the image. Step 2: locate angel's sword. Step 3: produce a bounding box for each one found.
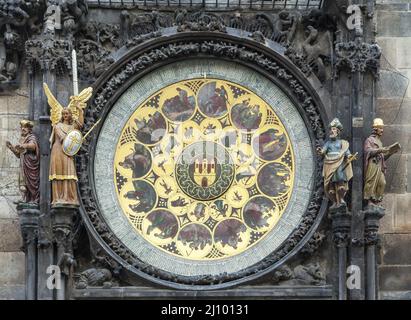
[72,49,79,96]
[82,119,101,141]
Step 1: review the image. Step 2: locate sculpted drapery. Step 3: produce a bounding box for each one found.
[6,120,40,203]
[44,83,93,207]
[363,118,400,205]
[49,112,83,206]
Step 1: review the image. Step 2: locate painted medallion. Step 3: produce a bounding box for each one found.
[114,79,295,261]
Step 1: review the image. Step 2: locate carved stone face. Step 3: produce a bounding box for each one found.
[62,109,72,123]
[374,127,384,137]
[329,127,340,140]
[20,125,31,137]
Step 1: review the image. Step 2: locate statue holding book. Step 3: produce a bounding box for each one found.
[363,118,401,207]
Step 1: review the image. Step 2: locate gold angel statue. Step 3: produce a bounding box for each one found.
[43,83,93,206]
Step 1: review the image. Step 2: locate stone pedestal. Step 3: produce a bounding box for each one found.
[329,205,352,300]
[51,204,78,300]
[363,205,385,300]
[17,203,40,300]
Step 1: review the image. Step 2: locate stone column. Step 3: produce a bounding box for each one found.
[25,30,73,300]
[17,203,40,300]
[51,205,78,300]
[363,205,385,300]
[329,206,352,300]
[334,3,381,298]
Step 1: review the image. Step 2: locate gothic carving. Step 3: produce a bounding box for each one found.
[76,37,326,286]
[334,40,382,78]
[0,0,45,86]
[74,21,121,81]
[123,10,172,38]
[285,10,336,81]
[125,31,161,49]
[116,9,337,83]
[363,205,385,247]
[329,206,352,248]
[75,268,113,289]
[332,231,350,247]
[248,31,265,44]
[17,205,40,251]
[176,10,226,33]
[272,262,326,286]
[301,231,326,255]
[25,38,71,74]
[80,21,120,50]
[43,0,88,37]
[76,40,114,81]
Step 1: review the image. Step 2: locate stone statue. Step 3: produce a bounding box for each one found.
[317,118,356,208]
[43,83,93,207]
[364,118,401,207]
[6,120,40,204]
[272,263,326,286]
[75,268,113,289]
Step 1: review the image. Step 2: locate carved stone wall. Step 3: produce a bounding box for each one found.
[0,79,29,299]
[3,0,409,300]
[375,1,411,300]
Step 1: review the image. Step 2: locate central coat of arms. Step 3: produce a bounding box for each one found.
[176,141,235,201]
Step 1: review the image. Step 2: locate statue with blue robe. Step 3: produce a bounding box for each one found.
[317,118,354,208]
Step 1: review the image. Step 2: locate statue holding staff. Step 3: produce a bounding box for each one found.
[317,118,356,208]
[6,120,40,204]
[363,118,401,207]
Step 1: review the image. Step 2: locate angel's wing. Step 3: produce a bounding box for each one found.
[68,87,93,110]
[43,83,64,126]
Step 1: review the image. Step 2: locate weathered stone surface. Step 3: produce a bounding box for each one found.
[0,97,8,114]
[377,37,398,66]
[377,4,409,11]
[381,125,411,153]
[0,129,21,169]
[380,290,411,300]
[376,99,411,126]
[6,94,29,115]
[379,266,411,291]
[0,285,25,300]
[398,69,411,98]
[394,193,411,231]
[408,155,411,193]
[377,70,410,99]
[395,38,411,68]
[377,11,411,37]
[382,234,411,265]
[0,219,23,252]
[0,197,19,219]
[380,193,395,233]
[0,252,25,286]
[384,153,407,194]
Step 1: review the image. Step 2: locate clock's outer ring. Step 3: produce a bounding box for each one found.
[77,31,329,290]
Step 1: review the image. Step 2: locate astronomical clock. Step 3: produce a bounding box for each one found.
[90,58,320,287]
[14,0,386,300]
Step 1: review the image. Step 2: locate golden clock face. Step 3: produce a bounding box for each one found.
[114,78,295,261]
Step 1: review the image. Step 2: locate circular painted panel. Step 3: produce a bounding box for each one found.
[94,59,314,277]
[113,78,294,261]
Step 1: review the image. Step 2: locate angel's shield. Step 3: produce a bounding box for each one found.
[62,129,83,156]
